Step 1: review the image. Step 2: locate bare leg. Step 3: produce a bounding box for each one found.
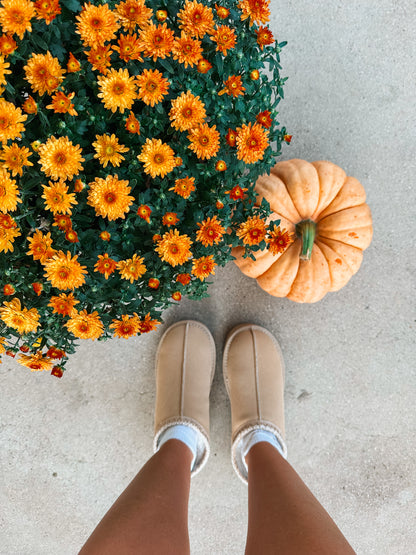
[79,439,192,555]
[245,442,356,555]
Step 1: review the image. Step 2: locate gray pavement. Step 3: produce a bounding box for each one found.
[1,1,416,553]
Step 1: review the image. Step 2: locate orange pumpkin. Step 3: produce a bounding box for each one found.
[233,159,373,303]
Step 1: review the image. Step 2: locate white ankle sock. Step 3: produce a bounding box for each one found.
[242,429,286,473]
[157,424,199,470]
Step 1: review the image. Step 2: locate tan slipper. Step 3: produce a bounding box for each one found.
[223,323,287,483]
[153,320,216,476]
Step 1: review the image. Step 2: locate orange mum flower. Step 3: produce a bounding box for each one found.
[3,283,14,295]
[67,52,81,73]
[42,180,77,215]
[109,314,141,338]
[26,230,54,263]
[87,175,134,221]
[125,111,140,134]
[210,25,236,56]
[169,176,196,199]
[172,291,181,301]
[225,128,237,147]
[0,167,21,212]
[219,75,245,97]
[0,55,11,85]
[187,123,220,160]
[155,9,167,22]
[196,215,225,247]
[0,34,17,57]
[34,0,61,24]
[162,212,179,227]
[178,0,214,38]
[256,110,273,128]
[38,136,84,181]
[238,0,270,26]
[46,91,78,116]
[97,68,137,113]
[197,58,212,73]
[18,352,53,371]
[0,99,27,144]
[85,44,113,74]
[169,90,206,131]
[155,229,193,267]
[75,2,119,47]
[48,292,79,316]
[114,33,143,62]
[0,222,20,253]
[216,200,224,209]
[32,282,43,296]
[215,4,229,19]
[148,278,160,289]
[22,95,37,114]
[138,138,176,178]
[138,313,160,333]
[172,32,203,68]
[284,134,292,143]
[0,143,33,176]
[92,133,129,168]
[250,69,260,80]
[65,229,79,243]
[176,273,191,285]
[225,185,248,200]
[0,298,40,334]
[117,253,147,283]
[215,160,227,171]
[236,122,269,164]
[266,225,294,255]
[136,68,169,106]
[65,310,104,340]
[23,51,64,95]
[94,253,117,279]
[236,215,267,245]
[192,255,217,281]
[53,214,72,231]
[115,0,152,32]
[0,0,35,39]
[99,231,111,241]
[44,251,88,290]
[255,25,274,49]
[137,204,151,223]
[46,346,65,359]
[138,22,174,62]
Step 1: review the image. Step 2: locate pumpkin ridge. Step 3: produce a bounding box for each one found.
[311,161,347,220]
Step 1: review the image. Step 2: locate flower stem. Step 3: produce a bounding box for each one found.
[296,219,316,261]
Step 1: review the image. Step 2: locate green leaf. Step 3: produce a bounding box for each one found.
[61,0,82,12]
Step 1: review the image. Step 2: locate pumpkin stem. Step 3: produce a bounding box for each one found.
[296,220,316,261]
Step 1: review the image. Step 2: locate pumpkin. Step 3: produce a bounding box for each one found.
[233,159,373,303]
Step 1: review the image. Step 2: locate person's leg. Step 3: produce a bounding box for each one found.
[245,441,355,555]
[79,439,192,555]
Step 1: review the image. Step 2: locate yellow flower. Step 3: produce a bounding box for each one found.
[236,215,267,245]
[0,167,21,212]
[178,0,214,38]
[172,32,203,68]
[109,314,141,338]
[92,134,129,168]
[236,122,269,164]
[0,298,40,334]
[138,138,176,178]
[0,143,33,176]
[41,180,77,215]
[169,91,206,131]
[94,253,117,279]
[169,176,196,199]
[0,0,35,39]
[26,230,55,263]
[191,255,217,281]
[138,22,174,62]
[38,135,84,181]
[187,123,220,160]
[43,250,88,290]
[65,309,104,340]
[115,0,152,32]
[196,215,225,247]
[87,174,134,221]
[155,229,193,267]
[48,292,79,316]
[0,98,27,144]
[97,68,137,113]
[75,2,119,47]
[136,68,169,107]
[117,253,147,283]
[18,351,53,371]
[23,51,65,95]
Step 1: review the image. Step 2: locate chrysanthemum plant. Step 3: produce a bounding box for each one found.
[0,0,290,375]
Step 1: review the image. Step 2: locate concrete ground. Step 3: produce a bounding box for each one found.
[1,1,415,553]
